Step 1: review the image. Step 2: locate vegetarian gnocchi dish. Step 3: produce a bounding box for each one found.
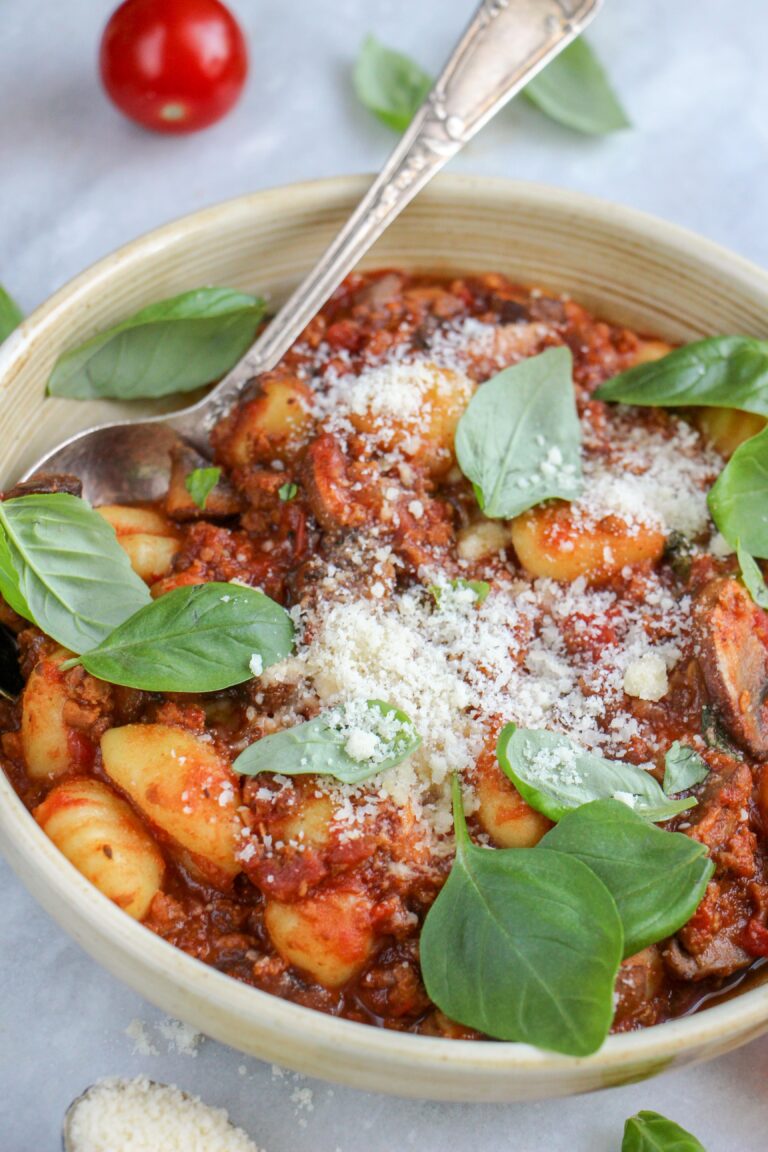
[3,270,768,1055]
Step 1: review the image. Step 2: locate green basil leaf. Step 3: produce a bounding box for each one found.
[540,799,713,958]
[0,285,23,342]
[455,347,582,519]
[72,582,293,691]
[595,336,768,415]
[737,542,768,607]
[278,481,298,502]
[420,777,623,1055]
[0,527,33,621]
[708,424,768,554]
[353,35,432,132]
[47,287,266,401]
[233,699,420,783]
[429,577,490,607]
[185,466,222,511]
[0,494,151,653]
[524,38,630,136]
[622,1111,707,1152]
[497,724,695,823]
[663,741,710,795]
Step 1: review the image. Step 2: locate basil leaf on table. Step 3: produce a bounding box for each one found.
[0,285,23,342]
[455,347,583,519]
[497,724,695,823]
[185,466,222,511]
[68,582,294,691]
[234,699,420,783]
[47,287,265,401]
[663,741,710,795]
[420,776,623,1055]
[353,35,432,132]
[0,493,151,653]
[429,577,490,607]
[737,543,768,608]
[540,799,713,958]
[707,424,768,555]
[524,38,630,136]
[622,1111,707,1152]
[595,336,768,415]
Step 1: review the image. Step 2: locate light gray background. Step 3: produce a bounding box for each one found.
[1,1,767,1148]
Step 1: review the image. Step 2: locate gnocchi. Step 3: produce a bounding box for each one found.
[34,778,164,920]
[216,375,313,467]
[100,724,242,886]
[96,504,180,584]
[511,501,665,583]
[348,362,473,478]
[21,648,89,780]
[264,889,375,988]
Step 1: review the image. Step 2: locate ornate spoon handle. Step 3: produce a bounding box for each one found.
[184,0,602,428]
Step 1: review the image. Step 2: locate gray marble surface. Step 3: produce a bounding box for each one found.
[2,0,768,1147]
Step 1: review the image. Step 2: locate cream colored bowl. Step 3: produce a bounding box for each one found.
[2,176,768,1101]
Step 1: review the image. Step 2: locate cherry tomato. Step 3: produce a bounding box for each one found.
[99,0,248,134]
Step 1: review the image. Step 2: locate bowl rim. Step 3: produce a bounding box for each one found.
[3,172,768,1086]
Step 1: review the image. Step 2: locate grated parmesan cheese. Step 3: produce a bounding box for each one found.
[66,1077,263,1152]
[623,653,669,701]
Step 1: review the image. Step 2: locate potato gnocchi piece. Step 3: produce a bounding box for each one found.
[691,407,766,459]
[629,338,674,366]
[348,362,473,478]
[219,376,313,467]
[22,648,81,780]
[456,519,513,562]
[511,502,665,584]
[475,765,551,848]
[100,723,242,887]
[34,777,164,920]
[96,504,180,584]
[264,889,375,988]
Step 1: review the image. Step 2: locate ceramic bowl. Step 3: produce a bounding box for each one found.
[2,175,768,1101]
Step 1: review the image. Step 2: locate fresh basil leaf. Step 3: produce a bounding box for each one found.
[0,286,23,342]
[540,799,713,958]
[0,494,151,653]
[353,35,432,132]
[708,424,768,554]
[737,542,768,607]
[234,699,420,783]
[278,481,298,502]
[47,287,266,401]
[71,582,293,691]
[663,741,710,795]
[455,347,582,519]
[524,38,629,136]
[622,1111,707,1152]
[596,336,768,415]
[185,466,221,511]
[429,578,490,607]
[0,527,33,621]
[497,724,695,823]
[420,776,623,1055]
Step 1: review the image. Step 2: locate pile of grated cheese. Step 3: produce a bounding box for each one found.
[66,1077,263,1152]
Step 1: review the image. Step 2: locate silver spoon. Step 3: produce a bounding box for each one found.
[22,0,601,504]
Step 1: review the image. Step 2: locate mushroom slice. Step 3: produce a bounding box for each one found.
[693,576,768,757]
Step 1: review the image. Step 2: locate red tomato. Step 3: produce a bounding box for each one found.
[99,0,248,134]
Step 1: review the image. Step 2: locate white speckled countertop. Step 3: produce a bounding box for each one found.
[2,1,768,1148]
